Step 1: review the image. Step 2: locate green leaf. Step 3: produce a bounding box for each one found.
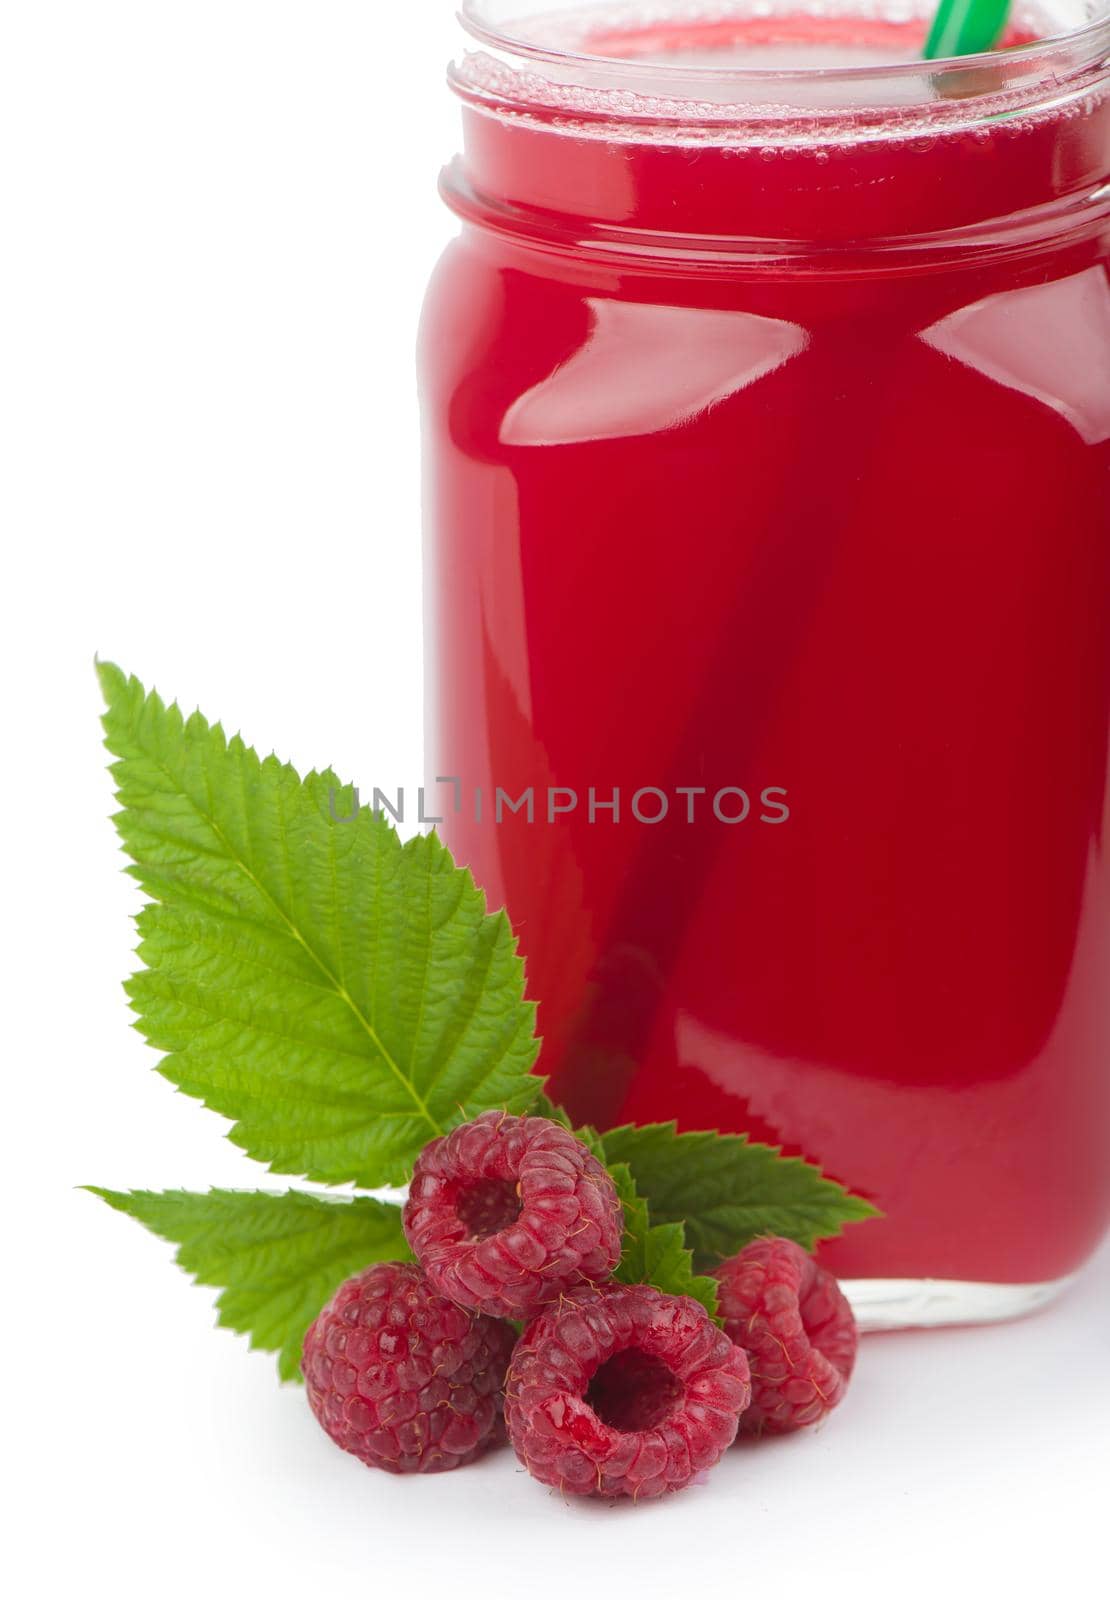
[608,1161,720,1319]
[86,1187,410,1380]
[532,1092,573,1129]
[98,663,542,1187]
[601,1122,879,1265]
[570,1123,720,1318]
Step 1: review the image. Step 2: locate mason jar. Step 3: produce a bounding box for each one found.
[419,0,1110,1326]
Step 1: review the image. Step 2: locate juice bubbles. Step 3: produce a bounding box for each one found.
[420,1,1110,1317]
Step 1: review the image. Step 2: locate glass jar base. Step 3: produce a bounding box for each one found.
[842,1273,1077,1331]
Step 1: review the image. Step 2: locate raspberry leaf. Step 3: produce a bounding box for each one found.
[600,1122,879,1265]
[581,1132,720,1318]
[611,1162,720,1318]
[86,1187,410,1380]
[99,663,541,1188]
[531,1092,573,1129]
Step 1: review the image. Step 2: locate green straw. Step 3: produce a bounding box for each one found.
[923,0,1012,57]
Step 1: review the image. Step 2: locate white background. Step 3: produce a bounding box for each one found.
[3,5,1108,1597]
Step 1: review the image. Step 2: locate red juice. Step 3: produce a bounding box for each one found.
[420,2,1110,1308]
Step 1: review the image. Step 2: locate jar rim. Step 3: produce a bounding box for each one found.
[458,0,1110,88]
[448,2,1110,259]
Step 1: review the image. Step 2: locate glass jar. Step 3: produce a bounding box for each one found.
[419,0,1110,1326]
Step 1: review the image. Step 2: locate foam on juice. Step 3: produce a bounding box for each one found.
[457,0,1107,139]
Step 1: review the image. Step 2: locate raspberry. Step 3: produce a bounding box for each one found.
[403,1111,623,1319]
[714,1237,858,1434]
[302,1261,514,1474]
[504,1283,751,1498]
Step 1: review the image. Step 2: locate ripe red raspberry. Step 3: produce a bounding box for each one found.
[302,1261,514,1474]
[504,1283,751,1498]
[714,1236,858,1434]
[403,1111,623,1319]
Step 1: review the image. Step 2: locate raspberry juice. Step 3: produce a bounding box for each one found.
[420,2,1110,1319]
